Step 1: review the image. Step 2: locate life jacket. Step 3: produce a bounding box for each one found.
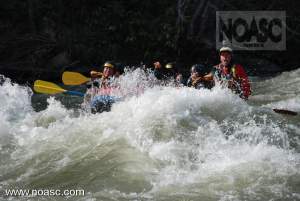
[214,63,251,99]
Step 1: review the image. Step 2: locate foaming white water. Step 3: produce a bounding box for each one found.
[0,76,34,173]
[0,76,32,123]
[34,97,74,128]
[264,97,300,112]
[0,71,299,201]
[85,84,298,200]
[250,68,300,111]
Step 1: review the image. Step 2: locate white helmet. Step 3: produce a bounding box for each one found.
[219,46,233,53]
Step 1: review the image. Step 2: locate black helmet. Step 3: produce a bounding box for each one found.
[115,63,125,74]
[190,64,208,76]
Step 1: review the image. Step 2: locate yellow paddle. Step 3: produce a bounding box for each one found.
[34,80,84,96]
[62,71,90,85]
[62,71,103,85]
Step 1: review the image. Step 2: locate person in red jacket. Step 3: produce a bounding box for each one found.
[204,47,251,99]
[215,47,251,99]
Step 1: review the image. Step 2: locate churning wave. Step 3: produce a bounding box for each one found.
[0,69,299,201]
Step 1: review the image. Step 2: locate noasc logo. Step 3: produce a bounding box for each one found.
[216,11,286,51]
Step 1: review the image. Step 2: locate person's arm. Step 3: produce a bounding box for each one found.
[186,77,192,87]
[202,72,214,81]
[90,71,102,79]
[202,65,218,81]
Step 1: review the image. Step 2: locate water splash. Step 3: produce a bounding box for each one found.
[0,70,299,201]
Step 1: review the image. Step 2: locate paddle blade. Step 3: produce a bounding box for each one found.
[62,71,90,85]
[34,80,65,95]
[273,109,298,116]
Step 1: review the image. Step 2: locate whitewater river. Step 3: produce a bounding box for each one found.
[0,68,299,201]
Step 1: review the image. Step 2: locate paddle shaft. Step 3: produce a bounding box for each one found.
[64,90,85,97]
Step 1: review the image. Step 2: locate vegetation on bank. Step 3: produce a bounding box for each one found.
[0,0,299,83]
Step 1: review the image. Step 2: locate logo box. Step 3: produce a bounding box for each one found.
[216,11,286,51]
